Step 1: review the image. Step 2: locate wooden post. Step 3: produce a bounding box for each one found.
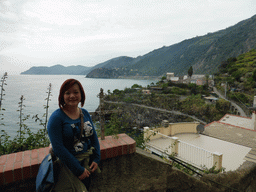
[99,88,105,140]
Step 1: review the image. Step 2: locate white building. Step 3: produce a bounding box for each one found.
[166,73,175,81]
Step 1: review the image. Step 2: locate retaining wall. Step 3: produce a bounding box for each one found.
[1,134,256,191]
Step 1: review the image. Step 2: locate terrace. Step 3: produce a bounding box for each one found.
[144,117,254,172]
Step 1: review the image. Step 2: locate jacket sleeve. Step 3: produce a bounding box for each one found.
[47,111,85,177]
[83,109,101,165]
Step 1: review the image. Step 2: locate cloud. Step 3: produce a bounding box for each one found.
[0,0,255,74]
[0,0,21,22]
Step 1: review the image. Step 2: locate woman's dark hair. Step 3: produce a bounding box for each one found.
[58,79,86,109]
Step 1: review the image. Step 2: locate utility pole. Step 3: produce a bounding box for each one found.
[99,88,105,140]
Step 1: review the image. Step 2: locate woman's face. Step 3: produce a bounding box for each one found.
[63,84,81,108]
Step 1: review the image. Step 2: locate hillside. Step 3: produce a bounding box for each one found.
[211,48,256,110]
[215,49,256,92]
[87,14,256,78]
[86,68,128,78]
[21,65,92,75]
[89,56,139,70]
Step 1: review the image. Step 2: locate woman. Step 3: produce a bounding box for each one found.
[47,79,101,191]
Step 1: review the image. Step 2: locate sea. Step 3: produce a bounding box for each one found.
[1,75,156,138]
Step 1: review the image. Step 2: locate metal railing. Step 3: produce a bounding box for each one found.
[144,128,219,169]
[178,140,214,169]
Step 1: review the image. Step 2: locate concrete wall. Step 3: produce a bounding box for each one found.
[144,122,200,141]
[169,122,199,136]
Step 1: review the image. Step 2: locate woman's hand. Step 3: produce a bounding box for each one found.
[90,162,98,173]
[78,162,98,180]
[78,168,90,180]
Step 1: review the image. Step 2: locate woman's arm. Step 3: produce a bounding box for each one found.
[47,110,85,177]
[83,109,101,165]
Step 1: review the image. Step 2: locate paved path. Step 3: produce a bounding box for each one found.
[213,87,247,117]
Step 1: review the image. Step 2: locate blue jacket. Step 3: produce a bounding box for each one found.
[47,108,101,177]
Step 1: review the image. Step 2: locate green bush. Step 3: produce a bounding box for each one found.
[228,92,253,106]
[216,99,231,114]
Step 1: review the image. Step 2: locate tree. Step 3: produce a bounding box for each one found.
[188,66,193,78]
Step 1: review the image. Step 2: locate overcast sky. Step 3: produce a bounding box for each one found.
[0,0,255,74]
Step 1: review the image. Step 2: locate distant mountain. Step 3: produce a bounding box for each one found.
[21,64,92,75]
[22,14,256,78]
[87,14,256,78]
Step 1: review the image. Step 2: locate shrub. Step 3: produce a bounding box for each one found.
[216,99,231,114]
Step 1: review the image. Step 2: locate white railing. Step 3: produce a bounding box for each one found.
[146,142,170,158]
[178,140,214,169]
[144,127,222,169]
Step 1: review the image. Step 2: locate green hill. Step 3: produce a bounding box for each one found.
[21,64,92,75]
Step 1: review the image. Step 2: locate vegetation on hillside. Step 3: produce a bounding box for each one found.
[102,81,230,132]
[214,49,256,107]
